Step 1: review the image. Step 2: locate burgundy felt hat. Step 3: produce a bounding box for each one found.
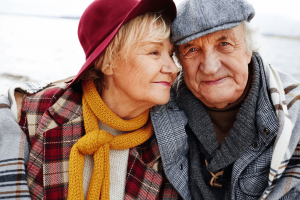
[67,0,177,88]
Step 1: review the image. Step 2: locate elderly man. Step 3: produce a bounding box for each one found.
[171,0,300,199]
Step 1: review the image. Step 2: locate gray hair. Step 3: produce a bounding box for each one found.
[242,20,260,53]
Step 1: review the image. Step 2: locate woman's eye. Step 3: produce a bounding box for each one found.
[220,42,229,46]
[170,53,174,57]
[188,48,197,52]
[150,51,158,55]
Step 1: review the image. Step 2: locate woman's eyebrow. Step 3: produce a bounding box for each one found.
[149,42,163,46]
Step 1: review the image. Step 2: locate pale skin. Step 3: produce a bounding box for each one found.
[178,24,252,108]
[15,41,177,120]
[101,39,178,120]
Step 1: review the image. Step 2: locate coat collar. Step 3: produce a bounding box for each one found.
[48,86,83,126]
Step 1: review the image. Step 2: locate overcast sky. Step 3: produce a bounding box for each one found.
[0,0,299,37]
[1,0,300,20]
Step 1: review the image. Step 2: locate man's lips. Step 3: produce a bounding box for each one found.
[153,81,172,87]
[202,77,227,85]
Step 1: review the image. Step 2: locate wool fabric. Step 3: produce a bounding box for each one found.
[67,80,153,200]
[171,0,255,45]
[205,67,252,147]
[174,57,261,199]
[82,120,130,200]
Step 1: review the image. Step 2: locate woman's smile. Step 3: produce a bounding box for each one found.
[153,81,172,87]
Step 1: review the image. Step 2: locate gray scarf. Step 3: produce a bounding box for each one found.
[173,55,262,199]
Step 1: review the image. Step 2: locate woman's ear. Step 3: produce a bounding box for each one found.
[101,64,114,75]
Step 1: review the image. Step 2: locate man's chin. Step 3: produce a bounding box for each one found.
[197,92,234,108]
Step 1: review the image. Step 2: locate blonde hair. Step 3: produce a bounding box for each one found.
[82,12,171,91]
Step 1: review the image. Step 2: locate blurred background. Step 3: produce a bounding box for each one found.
[0,0,300,94]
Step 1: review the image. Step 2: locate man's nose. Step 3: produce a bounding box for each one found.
[200,51,221,75]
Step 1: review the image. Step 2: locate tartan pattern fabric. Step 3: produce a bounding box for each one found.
[125,134,180,200]
[20,85,69,199]
[43,118,84,199]
[8,82,52,122]
[19,83,179,199]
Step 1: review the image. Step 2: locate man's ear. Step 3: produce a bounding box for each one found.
[247,51,252,64]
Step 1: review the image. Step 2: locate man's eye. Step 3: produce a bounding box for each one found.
[150,51,158,55]
[188,48,197,52]
[220,42,229,46]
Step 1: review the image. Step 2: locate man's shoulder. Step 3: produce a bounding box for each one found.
[266,64,300,108]
[273,66,300,90]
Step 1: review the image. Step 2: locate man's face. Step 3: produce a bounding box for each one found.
[178,24,252,108]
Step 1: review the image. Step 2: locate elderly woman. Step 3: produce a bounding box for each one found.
[0,0,191,199]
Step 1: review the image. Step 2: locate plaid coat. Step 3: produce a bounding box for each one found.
[18,83,182,200]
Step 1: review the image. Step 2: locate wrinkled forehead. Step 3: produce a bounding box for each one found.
[180,24,245,48]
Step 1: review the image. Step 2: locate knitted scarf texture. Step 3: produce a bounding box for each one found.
[67,80,153,200]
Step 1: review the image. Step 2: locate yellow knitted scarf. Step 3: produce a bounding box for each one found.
[67,80,153,200]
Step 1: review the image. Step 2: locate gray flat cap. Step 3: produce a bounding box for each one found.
[171,0,255,45]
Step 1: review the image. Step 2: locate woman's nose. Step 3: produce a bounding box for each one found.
[161,56,178,75]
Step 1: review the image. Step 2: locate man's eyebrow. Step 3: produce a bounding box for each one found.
[183,43,193,50]
[216,32,237,42]
[216,36,229,41]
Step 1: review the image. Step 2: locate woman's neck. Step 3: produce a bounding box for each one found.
[100,86,153,120]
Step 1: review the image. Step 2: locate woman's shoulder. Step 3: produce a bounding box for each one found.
[10,82,64,121]
[10,76,80,121]
[22,84,67,112]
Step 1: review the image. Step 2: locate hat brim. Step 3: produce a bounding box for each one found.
[67,0,176,88]
[174,21,242,46]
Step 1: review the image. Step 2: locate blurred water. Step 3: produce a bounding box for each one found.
[0,14,84,94]
[1,0,300,95]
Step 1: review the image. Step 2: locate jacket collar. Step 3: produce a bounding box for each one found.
[48,86,83,126]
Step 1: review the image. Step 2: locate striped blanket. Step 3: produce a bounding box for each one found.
[0,82,49,199]
[0,95,30,199]
[261,57,300,199]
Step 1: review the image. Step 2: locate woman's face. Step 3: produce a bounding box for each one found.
[110,39,178,106]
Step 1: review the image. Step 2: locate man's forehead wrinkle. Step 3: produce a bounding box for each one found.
[213,29,236,42]
[204,35,211,46]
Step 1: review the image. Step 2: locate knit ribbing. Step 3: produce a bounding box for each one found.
[68,80,153,200]
[82,120,130,200]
